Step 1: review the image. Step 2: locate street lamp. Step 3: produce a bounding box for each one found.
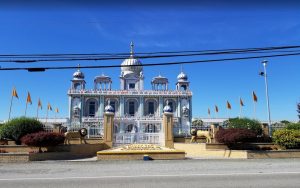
[261,60,272,136]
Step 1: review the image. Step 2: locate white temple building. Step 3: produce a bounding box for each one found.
[67,42,192,144]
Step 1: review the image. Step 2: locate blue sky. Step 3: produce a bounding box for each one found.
[0,2,299,121]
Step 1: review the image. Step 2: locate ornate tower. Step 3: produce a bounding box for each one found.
[71,66,86,90]
[120,42,144,90]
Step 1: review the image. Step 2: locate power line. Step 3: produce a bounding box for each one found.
[1,51,299,71]
[0,45,300,63]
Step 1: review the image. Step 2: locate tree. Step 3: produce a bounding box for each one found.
[192,119,203,129]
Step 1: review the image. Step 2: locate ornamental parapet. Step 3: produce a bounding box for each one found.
[68,89,192,96]
[81,116,179,123]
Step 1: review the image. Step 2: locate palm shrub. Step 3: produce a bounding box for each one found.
[215,128,257,145]
[227,117,262,135]
[272,129,300,149]
[0,117,44,144]
[21,132,65,153]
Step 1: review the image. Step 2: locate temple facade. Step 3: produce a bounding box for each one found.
[67,42,192,144]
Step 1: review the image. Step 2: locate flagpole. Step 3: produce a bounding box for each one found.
[36,105,39,120]
[46,108,49,124]
[8,94,14,121]
[253,101,256,119]
[25,102,28,117]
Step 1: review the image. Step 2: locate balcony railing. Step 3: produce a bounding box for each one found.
[68,89,192,96]
[81,116,178,123]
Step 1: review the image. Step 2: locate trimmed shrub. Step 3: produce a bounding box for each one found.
[227,117,262,135]
[21,132,65,152]
[215,128,257,145]
[0,117,44,144]
[285,123,300,130]
[272,129,300,149]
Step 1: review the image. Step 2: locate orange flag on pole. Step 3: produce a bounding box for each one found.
[38,98,42,110]
[12,87,18,99]
[47,103,52,111]
[252,91,258,102]
[55,108,59,113]
[215,105,219,113]
[26,92,32,104]
[208,108,211,115]
[226,101,232,110]
[240,98,244,106]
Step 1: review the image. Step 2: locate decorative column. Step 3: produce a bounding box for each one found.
[99,96,104,117]
[163,102,174,149]
[159,97,163,116]
[103,102,115,148]
[139,96,144,117]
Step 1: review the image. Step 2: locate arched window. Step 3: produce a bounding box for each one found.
[125,124,133,133]
[148,102,154,115]
[86,99,98,117]
[145,124,157,133]
[129,101,135,116]
[168,101,174,112]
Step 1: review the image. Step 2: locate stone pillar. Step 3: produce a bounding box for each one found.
[163,112,174,148]
[103,111,114,148]
[139,96,144,116]
[99,96,104,117]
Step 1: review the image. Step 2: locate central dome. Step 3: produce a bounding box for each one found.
[121,42,143,76]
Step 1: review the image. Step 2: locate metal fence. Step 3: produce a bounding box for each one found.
[113,133,163,146]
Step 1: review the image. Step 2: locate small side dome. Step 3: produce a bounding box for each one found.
[163,100,172,113]
[73,65,85,79]
[177,71,188,81]
[104,100,115,113]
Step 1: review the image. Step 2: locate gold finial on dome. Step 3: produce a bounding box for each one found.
[77,64,81,71]
[130,41,134,57]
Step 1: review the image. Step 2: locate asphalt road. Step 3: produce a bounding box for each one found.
[1,159,300,188]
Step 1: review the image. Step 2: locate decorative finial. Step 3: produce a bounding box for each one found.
[108,99,110,105]
[130,41,134,57]
[180,64,183,73]
[166,100,169,105]
[77,64,80,71]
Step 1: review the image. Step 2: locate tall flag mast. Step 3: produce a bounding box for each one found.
[8,87,18,121]
[208,108,211,118]
[252,91,258,119]
[226,101,232,119]
[25,92,32,117]
[215,105,219,118]
[36,98,42,120]
[239,97,245,119]
[46,102,52,124]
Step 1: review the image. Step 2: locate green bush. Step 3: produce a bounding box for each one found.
[227,117,262,135]
[285,123,300,130]
[0,117,44,144]
[272,129,300,149]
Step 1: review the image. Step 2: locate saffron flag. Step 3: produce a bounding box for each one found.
[208,108,211,115]
[252,91,258,102]
[26,92,32,104]
[215,105,219,113]
[38,99,42,110]
[47,103,52,111]
[12,87,18,99]
[226,101,232,110]
[240,98,244,106]
[55,108,59,113]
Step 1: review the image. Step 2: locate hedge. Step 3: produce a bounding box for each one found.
[272,129,300,149]
[0,117,44,144]
[21,132,65,152]
[215,128,257,145]
[285,123,300,130]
